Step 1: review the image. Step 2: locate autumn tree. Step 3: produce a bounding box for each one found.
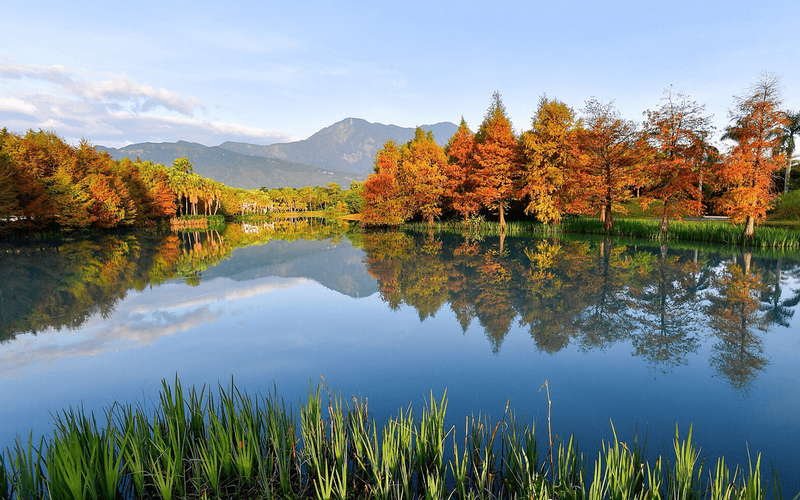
[518,96,582,224]
[717,73,788,237]
[444,118,480,219]
[706,260,769,390]
[398,128,447,225]
[361,140,410,225]
[473,92,519,231]
[577,99,647,231]
[642,88,714,235]
[0,131,19,222]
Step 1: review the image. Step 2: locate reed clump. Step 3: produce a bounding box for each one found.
[406,217,800,249]
[558,218,800,249]
[0,379,789,499]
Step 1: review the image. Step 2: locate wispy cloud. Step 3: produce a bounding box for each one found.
[0,59,291,146]
[0,276,308,378]
[0,96,36,115]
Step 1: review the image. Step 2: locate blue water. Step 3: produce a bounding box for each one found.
[0,228,798,494]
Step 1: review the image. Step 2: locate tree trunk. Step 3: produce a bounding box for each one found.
[660,201,669,237]
[498,204,506,232]
[603,200,613,232]
[599,205,606,223]
[785,156,793,194]
[698,171,704,210]
[744,215,755,238]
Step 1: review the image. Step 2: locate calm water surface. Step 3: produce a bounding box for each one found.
[1,221,799,492]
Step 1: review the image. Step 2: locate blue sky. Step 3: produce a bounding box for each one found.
[1,0,798,148]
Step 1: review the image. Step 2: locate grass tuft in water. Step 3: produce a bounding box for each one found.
[0,379,795,499]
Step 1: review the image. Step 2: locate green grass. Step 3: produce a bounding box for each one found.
[768,190,800,222]
[404,216,800,250]
[0,378,792,499]
[558,218,800,249]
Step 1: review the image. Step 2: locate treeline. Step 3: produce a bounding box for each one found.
[0,128,364,231]
[363,75,800,237]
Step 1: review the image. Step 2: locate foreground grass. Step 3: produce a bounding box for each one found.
[0,379,792,500]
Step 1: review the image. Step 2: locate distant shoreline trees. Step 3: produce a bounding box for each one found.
[0,128,363,232]
[362,75,795,238]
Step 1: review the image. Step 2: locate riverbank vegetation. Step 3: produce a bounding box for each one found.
[362,75,800,240]
[0,379,789,500]
[0,128,363,233]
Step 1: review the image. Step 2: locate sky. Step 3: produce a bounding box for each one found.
[1,0,798,148]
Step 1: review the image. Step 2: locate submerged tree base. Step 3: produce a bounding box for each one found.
[0,378,791,499]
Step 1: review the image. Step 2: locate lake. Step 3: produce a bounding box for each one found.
[1,220,799,493]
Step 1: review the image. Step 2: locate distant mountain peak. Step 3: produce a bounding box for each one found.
[98,117,458,188]
[219,117,458,175]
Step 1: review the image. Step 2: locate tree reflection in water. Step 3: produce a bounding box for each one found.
[1,224,794,391]
[0,218,347,342]
[359,230,794,390]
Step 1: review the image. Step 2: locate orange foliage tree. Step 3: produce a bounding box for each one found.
[642,88,714,234]
[361,140,410,225]
[473,92,519,231]
[518,96,582,224]
[444,118,480,219]
[577,99,647,231]
[716,74,788,237]
[398,128,447,225]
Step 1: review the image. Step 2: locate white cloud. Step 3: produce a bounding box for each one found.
[0,276,308,378]
[0,96,35,114]
[79,76,202,115]
[0,59,291,146]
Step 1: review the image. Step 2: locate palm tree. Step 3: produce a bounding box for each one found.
[780,110,800,193]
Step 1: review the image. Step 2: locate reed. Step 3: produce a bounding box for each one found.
[0,451,10,500]
[9,434,45,500]
[260,391,300,497]
[0,380,793,499]
[501,412,544,498]
[668,425,703,500]
[403,216,800,249]
[559,218,800,249]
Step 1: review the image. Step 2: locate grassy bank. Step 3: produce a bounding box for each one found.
[0,379,789,500]
[405,217,800,250]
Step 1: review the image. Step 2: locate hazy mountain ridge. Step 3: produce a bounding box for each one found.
[219,118,459,176]
[98,118,458,188]
[97,141,360,190]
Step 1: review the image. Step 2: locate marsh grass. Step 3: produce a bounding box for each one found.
[0,380,793,499]
[405,217,800,249]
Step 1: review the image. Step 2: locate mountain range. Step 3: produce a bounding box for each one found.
[98,118,458,189]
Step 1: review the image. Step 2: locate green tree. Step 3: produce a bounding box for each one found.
[779,110,800,193]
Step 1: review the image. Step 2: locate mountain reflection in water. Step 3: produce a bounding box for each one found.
[1,224,798,392]
[1,222,800,491]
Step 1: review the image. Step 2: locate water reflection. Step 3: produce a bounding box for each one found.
[2,224,798,392]
[0,218,349,343]
[357,231,798,390]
